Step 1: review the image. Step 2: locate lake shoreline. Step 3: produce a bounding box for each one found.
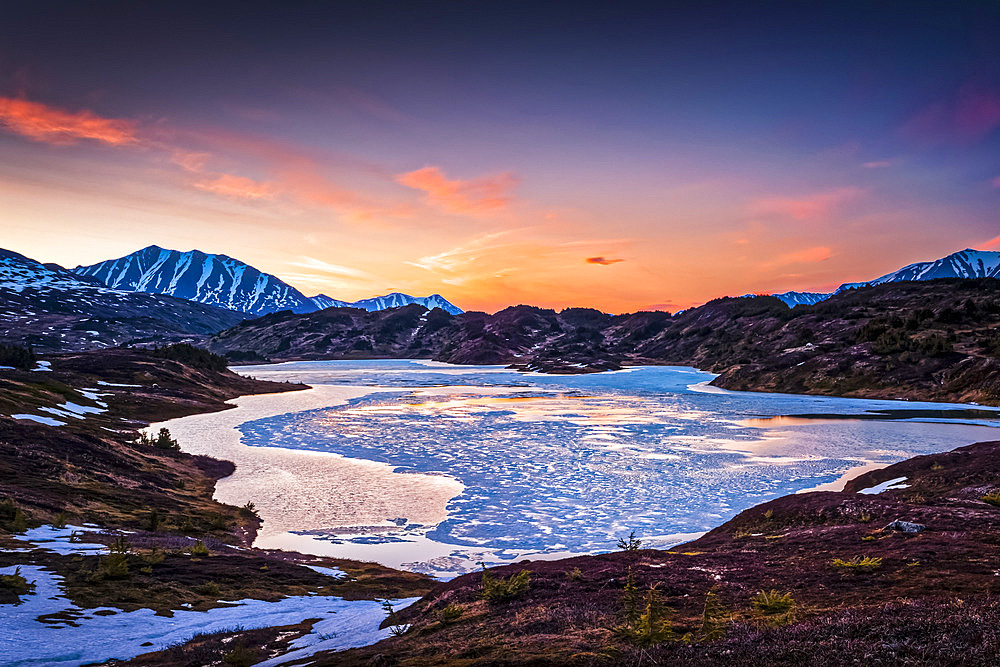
[160,359,1000,577]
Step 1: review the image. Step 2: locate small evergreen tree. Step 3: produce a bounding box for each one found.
[699,587,729,641]
[617,531,642,551]
[631,584,675,645]
[622,566,640,626]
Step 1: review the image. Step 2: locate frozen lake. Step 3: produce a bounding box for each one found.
[159,360,1000,577]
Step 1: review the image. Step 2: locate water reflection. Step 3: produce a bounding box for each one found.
[217,361,1000,575]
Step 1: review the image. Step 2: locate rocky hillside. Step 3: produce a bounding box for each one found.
[0,346,299,529]
[0,346,435,658]
[209,278,1000,405]
[651,278,1000,404]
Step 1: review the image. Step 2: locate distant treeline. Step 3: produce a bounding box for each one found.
[150,343,229,371]
[0,344,36,370]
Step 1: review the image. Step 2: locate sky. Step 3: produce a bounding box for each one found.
[1,0,998,313]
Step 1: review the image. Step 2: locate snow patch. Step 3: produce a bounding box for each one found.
[857,476,910,495]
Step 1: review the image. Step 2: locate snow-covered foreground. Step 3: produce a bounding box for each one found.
[155,360,1000,577]
[0,564,414,667]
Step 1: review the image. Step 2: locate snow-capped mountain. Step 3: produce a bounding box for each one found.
[836,248,1000,292]
[1,248,246,351]
[308,294,351,310]
[1,249,106,293]
[74,246,317,316]
[350,292,463,315]
[74,246,466,317]
[769,249,1000,308]
[771,291,830,308]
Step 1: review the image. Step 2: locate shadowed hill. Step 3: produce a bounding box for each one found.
[209,278,1000,405]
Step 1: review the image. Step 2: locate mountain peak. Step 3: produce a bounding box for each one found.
[74,246,316,316]
[350,292,463,315]
[770,247,1000,308]
[71,245,464,317]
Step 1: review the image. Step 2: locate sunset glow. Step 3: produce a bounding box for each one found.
[1,2,998,312]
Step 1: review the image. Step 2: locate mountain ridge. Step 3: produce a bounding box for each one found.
[72,245,464,316]
[208,278,1000,405]
[73,245,318,316]
[773,248,1000,307]
[0,248,247,351]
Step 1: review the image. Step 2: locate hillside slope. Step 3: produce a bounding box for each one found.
[209,278,1000,405]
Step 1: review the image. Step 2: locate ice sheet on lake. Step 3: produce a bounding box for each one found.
[227,361,999,572]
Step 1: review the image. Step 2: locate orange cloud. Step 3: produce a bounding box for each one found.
[193,173,274,200]
[750,187,863,221]
[0,96,138,146]
[774,246,833,265]
[586,256,624,265]
[171,150,212,173]
[396,166,518,215]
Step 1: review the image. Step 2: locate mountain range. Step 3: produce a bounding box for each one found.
[0,248,246,351]
[772,248,1000,307]
[209,277,1000,404]
[2,243,998,356]
[73,245,463,316]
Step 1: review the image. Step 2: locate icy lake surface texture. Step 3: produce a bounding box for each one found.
[234,360,1000,575]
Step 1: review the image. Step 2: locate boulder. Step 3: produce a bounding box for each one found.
[884,519,925,533]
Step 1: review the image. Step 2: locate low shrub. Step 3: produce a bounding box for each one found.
[144,548,165,565]
[221,642,256,667]
[982,491,1000,507]
[136,428,180,451]
[198,581,221,596]
[751,590,795,615]
[565,567,584,581]
[699,587,729,641]
[0,498,28,533]
[0,566,35,598]
[751,589,796,627]
[437,603,464,624]
[832,556,883,571]
[618,583,675,645]
[481,568,531,603]
[0,343,36,370]
[151,343,229,371]
[97,552,129,580]
[189,541,210,557]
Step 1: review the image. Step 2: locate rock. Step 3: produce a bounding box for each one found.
[884,519,925,533]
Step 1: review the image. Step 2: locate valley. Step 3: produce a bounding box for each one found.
[3,246,1000,665]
